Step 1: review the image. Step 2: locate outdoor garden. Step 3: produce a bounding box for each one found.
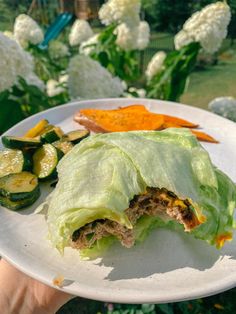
[0,0,236,313]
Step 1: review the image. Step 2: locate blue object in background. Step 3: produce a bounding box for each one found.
[38,12,74,50]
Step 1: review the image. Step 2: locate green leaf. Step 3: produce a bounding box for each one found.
[98,51,110,67]
[11,85,25,97]
[0,90,10,102]
[89,24,139,82]
[147,42,200,101]
[0,98,24,134]
[156,304,174,314]
[141,304,155,313]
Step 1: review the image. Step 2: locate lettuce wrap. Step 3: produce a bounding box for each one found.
[39,128,236,256]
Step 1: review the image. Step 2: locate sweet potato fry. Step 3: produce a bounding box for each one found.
[74,105,218,143]
[76,108,164,132]
[190,130,219,143]
[118,104,148,112]
[162,122,218,143]
[162,115,198,128]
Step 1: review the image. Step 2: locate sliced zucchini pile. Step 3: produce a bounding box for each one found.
[0,172,40,210]
[0,119,91,210]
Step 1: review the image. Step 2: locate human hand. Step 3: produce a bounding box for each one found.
[0,258,74,314]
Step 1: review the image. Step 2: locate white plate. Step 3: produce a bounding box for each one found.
[1,98,236,304]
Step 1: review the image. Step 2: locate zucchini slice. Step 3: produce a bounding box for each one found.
[40,127,64,144]
[41,129,61,144]
[2,136,41,149]
[24,119,49,138]
[0,149,31,178]
[64,130,90,144]
[53,139,74,154]
[33,144,64,180]
[0,187,40,211]
[0,172,39,201]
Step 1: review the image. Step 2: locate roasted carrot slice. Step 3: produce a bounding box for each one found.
[191,130,218,143]
[162,115,198,128]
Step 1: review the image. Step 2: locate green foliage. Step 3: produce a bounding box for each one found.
[0,0,28,31]
[28,45,69,82]
[0,78,68,134]
[228,0,236,40]
[58,288,236,314]
[89,25,140,82]
[142,0,195,32]
[147,42,200,101]
[142,0,236,37]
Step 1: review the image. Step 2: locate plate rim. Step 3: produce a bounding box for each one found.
[1,97,236,304]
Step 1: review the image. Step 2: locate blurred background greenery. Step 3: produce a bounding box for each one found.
[0,1,236,313]
[1,0,236,110]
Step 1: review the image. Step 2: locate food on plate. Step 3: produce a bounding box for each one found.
[63,129,90,144]
[0,149,32,178]
[74,104,217,143]
[52,275,65,287]
[0,172,40,210]
[190,130,218,144]
[0,120,89,210]
[76,106,165,132]
[32,144,64,180]
[37,128,236,257]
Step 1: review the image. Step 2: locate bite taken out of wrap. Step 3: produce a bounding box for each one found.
[37,128,236,258]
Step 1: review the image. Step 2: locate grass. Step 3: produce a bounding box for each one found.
[181,48,236,110]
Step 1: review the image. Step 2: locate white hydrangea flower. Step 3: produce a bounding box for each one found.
[99,0,141,27]
[125,87,146,98]
[115,23,135,50]
[208,96,236,121]
[68,55,124,99]
[26,73,45,90]
[115,21,150,51]
[59,74,69,84]
[145,51,166,81]
[46,79,66,97]
[174,30,193,50]
[0,32,44,92]
[137,21,150,50]
[14,14,44,47]
[69,19,93,47]
[79,34,99,55]
[48,40,70,59]
[174,2,231,53]
[3,31,14,40]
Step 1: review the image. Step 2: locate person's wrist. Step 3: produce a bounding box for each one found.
[0,259,73,314]
[30,279,74,313]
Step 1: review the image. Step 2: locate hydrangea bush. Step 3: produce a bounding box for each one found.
[0,0,232,134]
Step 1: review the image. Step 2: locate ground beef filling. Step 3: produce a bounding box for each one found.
[71,187,201,250]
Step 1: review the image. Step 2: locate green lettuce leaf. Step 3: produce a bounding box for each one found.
[41,128,236,254]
